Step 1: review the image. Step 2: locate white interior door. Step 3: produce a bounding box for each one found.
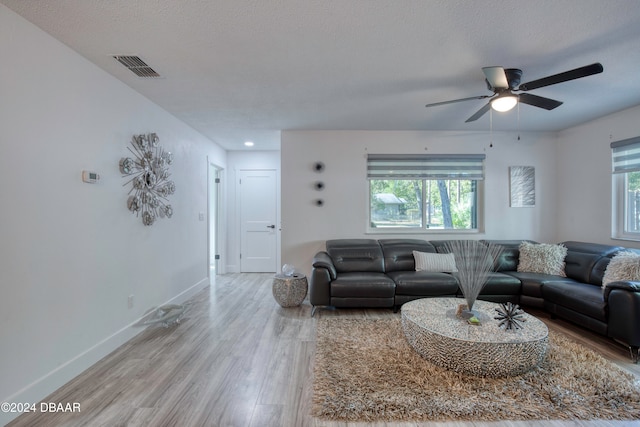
[239,169,277,272]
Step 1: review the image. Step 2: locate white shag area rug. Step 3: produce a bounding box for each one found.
[313,318,640,422]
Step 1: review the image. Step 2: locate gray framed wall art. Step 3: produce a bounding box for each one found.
[509,166,535,207]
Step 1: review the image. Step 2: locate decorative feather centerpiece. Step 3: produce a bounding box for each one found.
[444,240,503,320]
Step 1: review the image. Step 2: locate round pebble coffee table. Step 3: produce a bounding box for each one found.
[401,298,548,377]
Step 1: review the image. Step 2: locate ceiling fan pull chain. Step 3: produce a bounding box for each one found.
[489,109,493,148]
[517,102,521,141]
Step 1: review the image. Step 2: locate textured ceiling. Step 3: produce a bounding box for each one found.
[3,0,640,150]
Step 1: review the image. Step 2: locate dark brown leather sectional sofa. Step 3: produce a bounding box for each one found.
[310,238,640,362]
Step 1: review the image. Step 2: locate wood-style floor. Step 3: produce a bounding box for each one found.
[8,273,640,427]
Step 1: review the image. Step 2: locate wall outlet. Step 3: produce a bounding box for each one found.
[128,294,134,309]
[198,212,205,221]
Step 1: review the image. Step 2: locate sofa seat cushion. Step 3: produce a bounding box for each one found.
[331,272,396,298]
[387,271,458,296]
[542,281,606,322]
[504,272,579,298]
[477,272,522,295]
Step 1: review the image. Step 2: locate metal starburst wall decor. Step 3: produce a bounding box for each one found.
[494,302,526,330]
[119,133,175,226]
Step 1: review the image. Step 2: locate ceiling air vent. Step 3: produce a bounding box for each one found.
[113,55,161,78]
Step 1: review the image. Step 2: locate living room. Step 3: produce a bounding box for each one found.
[2,1,640,426]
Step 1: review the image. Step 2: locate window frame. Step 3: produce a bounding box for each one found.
[611,136,640,241]
[366,154,485,234]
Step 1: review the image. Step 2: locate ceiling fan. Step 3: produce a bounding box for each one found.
[425,63,603,122]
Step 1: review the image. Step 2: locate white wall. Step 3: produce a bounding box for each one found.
[281,130,559,275]
[556,104,640,249]
[0,6,226,424]
[225,150,281,273]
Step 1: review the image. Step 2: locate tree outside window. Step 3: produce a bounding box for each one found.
[625,171,640,233]
[367,154,484,232]
[369,179,478,230]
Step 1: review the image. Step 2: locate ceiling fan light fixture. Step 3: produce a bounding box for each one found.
[491,94,518,112]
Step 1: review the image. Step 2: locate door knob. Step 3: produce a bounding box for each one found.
[267,225,276,229]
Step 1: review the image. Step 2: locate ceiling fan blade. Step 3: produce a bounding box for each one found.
[482,66,509,90]
[518,93,563,110]
[465,103,491,122]
[518,63,603,91]
[425,95,492,108]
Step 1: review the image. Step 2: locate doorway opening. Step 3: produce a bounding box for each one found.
[208,161,223,283]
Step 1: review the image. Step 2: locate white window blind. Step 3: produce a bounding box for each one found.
[612,136,640,174]
[367,154,485,180]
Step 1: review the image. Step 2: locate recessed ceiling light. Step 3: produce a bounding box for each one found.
[244,141,254,147]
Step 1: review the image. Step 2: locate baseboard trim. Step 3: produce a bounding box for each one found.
[0,277,209,426]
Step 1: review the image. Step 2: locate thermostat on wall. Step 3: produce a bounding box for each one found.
[82,170,100,183]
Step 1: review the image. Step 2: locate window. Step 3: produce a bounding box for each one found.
[367,154,484,231]
[612,137,640,240]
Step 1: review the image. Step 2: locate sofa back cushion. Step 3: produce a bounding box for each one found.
[379,239,436,272]
[481,240,536,271]
[561,241,624,285]
[326,239,385,273]
[430,240,496,271]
